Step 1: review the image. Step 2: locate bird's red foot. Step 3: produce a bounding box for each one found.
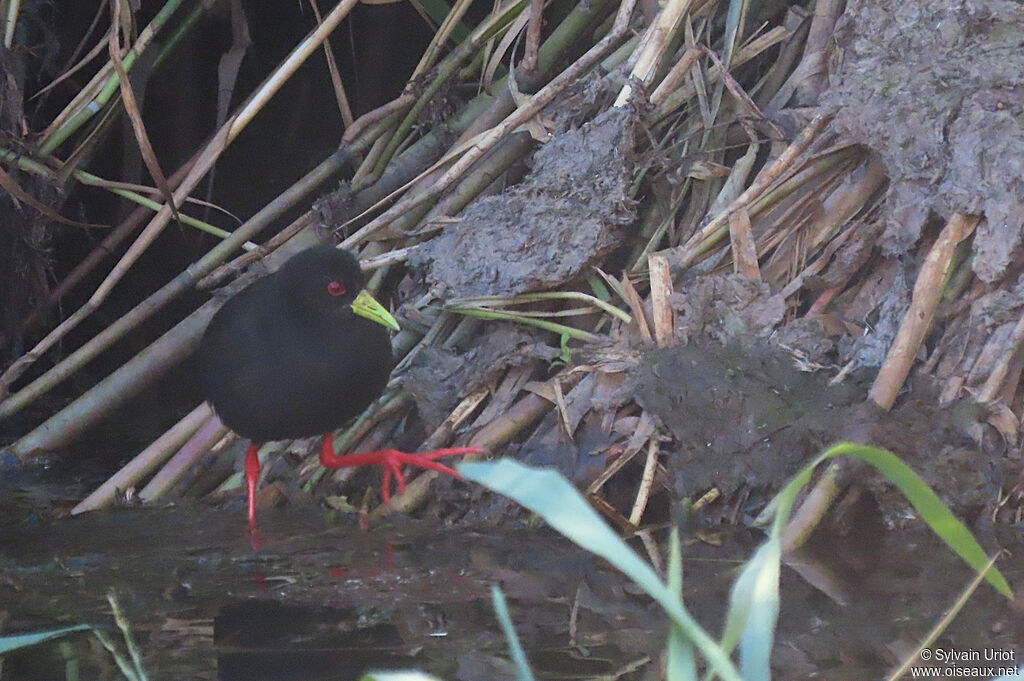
[319,433,480,502]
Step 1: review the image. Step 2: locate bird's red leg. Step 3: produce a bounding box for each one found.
[244,443,261,528]
[319,432,480,502]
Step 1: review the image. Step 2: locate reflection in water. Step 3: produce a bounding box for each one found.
[0,492,1020,680]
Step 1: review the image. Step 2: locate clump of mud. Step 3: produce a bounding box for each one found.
[411,107,637,297]
[822,0,1024,282]
[632,342,1007,521]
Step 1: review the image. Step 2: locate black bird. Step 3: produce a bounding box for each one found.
[199,246,477,527]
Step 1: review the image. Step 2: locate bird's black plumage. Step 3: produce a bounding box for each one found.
[199,247,394,442]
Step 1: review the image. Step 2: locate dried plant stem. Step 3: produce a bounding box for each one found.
[868,213,979,410]
[614,0,693,107]
[621,274,653,343]
[657,111,832,268]
[978,307,1024,403]
[649,46,700,106]
[780,461,842,552]
[139,413,230,502]
[648,255,675,346]
[628,439,660,525]
[72,403,213,515]
[728,208,760,280]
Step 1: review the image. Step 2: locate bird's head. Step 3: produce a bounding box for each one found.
[279,246,399,331]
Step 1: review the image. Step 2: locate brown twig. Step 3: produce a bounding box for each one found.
[868,213,979,410]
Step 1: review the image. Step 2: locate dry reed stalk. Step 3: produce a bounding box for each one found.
[649,46,700,106]
[307,0,354,128]
[415,0,482,76]
[108,1,179,224]
[636,530,664,573]
[658,112,832,268]
[868,213,979,410]
[621,274,653,343]
[628,438,661,525]
[139,415,230,502]
[468,371,584,451]
[72,403,213,515]
[728,207,761,280]
[614,0,693,107]
[780,461,842,552]
[648,254,675,347]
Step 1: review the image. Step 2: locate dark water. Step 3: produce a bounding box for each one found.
[0,479,1021,680]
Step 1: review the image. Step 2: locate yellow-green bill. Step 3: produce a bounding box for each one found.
[351,289,400,331]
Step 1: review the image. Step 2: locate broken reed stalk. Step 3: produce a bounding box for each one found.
[868,213,980,411]
[648,255,675,346]
[614,0,693,107]
[728,208,761,280]
[628,439,661,525]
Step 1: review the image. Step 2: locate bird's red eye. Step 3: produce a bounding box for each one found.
[327,281,345,296]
